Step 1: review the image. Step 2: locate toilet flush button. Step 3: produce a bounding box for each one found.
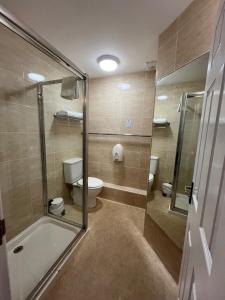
[125,119,133,128]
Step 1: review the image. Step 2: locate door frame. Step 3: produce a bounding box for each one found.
[178,0,225,298]
[0,190,11,300]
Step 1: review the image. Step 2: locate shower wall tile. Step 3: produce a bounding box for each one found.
[26,133,41,157]
[6,103,27,132]
[24,106,39,132]
[30,178,44,217]
[0,103,8,132]
[7,133,28,160]
[0,162,11,192]
[0,133,9,162]
[89,71,155,190]
[8,159,29,187]
[27,156,42,180]
[6,184,31,218]
[0,23,82,240]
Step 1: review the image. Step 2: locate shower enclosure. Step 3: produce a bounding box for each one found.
[0,7,88,300]
[171,91,204,214]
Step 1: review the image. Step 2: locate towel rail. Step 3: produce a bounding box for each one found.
[88,132,151,138]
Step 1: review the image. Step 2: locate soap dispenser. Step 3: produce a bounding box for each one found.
[112,144,124,162]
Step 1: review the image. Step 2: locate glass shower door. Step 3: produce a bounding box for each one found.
[41,80,84,226]
[0,14,87,299]
[171,92,204,213]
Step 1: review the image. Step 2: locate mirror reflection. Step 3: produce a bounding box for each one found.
[147,53,209,250]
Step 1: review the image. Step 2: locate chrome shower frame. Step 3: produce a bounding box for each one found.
[170,91,204,215]
[0,5,88,299]
[37,78,86,229]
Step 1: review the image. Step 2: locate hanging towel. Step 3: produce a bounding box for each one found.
[55,110,83,120]
[153,117,168,125]
[61,76,79,100]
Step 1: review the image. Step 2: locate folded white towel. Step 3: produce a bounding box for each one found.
[153,117,168,124]
[55,110,83,120]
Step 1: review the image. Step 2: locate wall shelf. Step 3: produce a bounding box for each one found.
[54,114,83,121]
[153,122,170,128]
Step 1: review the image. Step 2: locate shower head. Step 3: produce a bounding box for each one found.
[61,76,79,100]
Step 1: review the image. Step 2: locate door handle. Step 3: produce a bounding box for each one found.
[0,218,6,246]
[189,182,194,204]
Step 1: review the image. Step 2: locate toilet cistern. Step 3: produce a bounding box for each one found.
[63,157,104,208]
[148,156,159,192]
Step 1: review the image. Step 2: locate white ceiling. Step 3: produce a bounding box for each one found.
[1,0,193,78]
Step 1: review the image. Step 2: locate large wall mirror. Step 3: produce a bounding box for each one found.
[146,53,209,260]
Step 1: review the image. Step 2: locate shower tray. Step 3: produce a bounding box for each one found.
[7,216,80,300]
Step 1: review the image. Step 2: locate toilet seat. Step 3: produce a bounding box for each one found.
[148,173,154,183]
[77,177,104,189]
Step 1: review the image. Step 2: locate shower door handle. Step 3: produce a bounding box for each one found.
[189,182,194,205]
[0,218,6,246]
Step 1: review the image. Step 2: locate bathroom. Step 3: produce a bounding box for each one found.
[0,0,225,300]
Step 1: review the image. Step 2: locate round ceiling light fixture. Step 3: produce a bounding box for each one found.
[97,55,120,72]
[157,95,168,101]
[28,72,45,82]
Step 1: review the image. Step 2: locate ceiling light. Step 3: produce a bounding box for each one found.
[97,55,120,72]
[28,72,45,82]
[117,83,130,90]
[157,95,168,101]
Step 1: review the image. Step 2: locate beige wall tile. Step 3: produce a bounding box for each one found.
[88,71,155,190]
[6,103,26,132]
[5,184,31,218]
[157,0,220,80]
[8,159,29,187]
[159,19,179,46]
[0,23,83,240]
[7,133,28,160]
[30,178,44,216]
[176,1,217,68]
[0,162,10,192]
[0,133,9,162]
[157,35,177,79]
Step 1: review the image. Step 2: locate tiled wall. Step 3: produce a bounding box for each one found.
[157,0,220,80]
[0,85,43,240]
[0,24,82,240]
[88,71,155,190]
[151,80,205,191]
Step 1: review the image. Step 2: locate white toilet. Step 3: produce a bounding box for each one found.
[148,155,159,191]
[63,157,104,208]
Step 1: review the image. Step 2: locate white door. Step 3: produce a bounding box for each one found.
[0,191,11,300]
[178,1,225,299]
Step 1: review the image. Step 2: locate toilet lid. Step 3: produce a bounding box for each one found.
[77,177,103,188]
[51,197,64,206]
[148,173,154,182]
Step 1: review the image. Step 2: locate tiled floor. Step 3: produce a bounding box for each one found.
[42,198,177,300]
[147,190,187,249]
